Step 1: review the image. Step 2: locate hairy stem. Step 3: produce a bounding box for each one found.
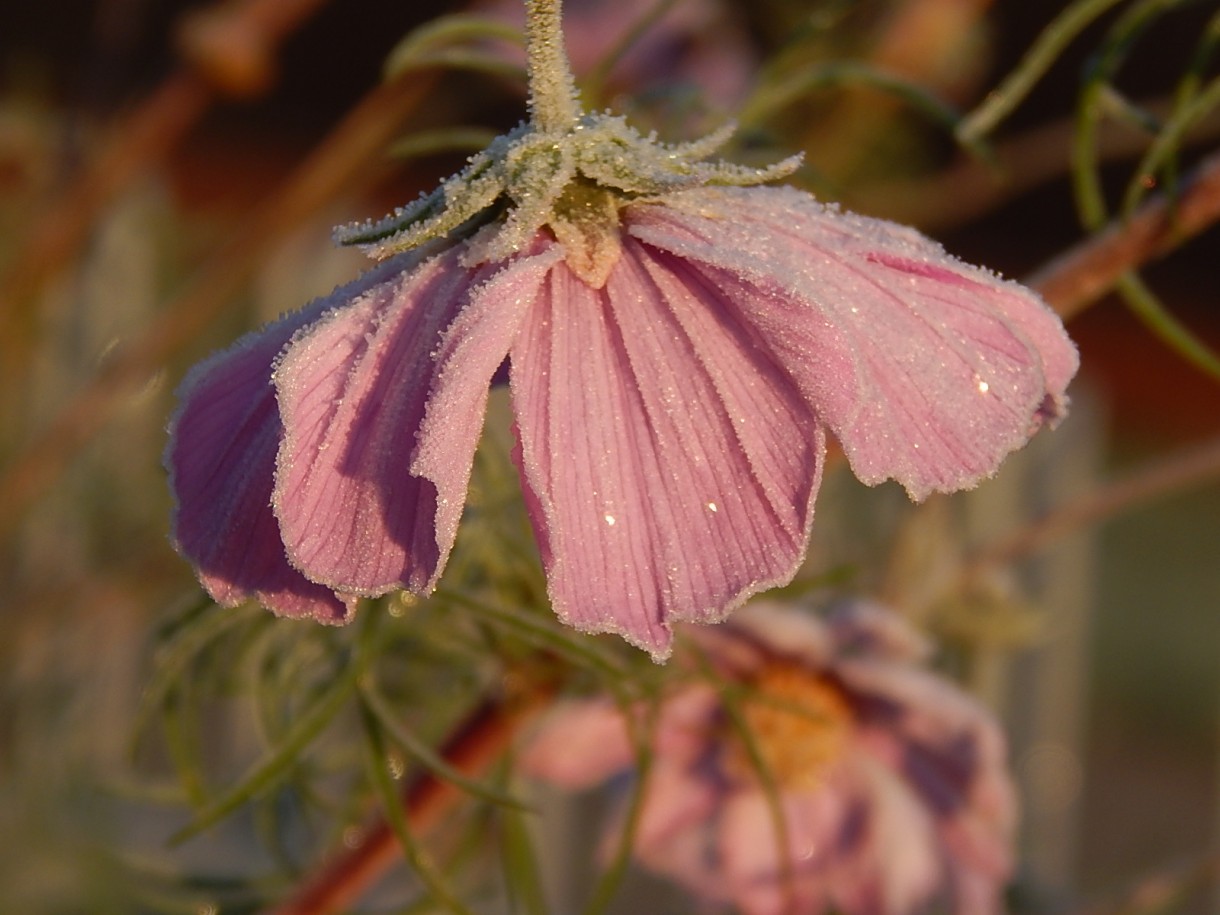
[523,0,580,132]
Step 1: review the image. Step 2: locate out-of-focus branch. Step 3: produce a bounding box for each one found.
[1029,146,1220,319]
[849,105,1220,231]
[265,688,548,915]
[0,69,438,541]
[0,0,334,344]
[963,433,1220,583]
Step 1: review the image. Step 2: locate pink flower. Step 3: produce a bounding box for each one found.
[166,179,1076,657]
[166,0,1075,657]
[524,602,1018,914]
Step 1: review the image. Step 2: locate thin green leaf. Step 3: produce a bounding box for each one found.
[397,48,525,83]
[958,0,1128,142]
[743,62,965,147]
[134,601,257,744]
[1072,0,1185,230]
[384,14,524,80]
[1117,273,1220,381]
[160,685,209,809]
[361,683,531,812]
[359,702,481,915]
[388,128,501,162]
[580,698,656,915]
[438,590,627,679]
[169,658,362,844]
[499,802,551,915]
[1123,75,1220,215]
[713,676,797,912]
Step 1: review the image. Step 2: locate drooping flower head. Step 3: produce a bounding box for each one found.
[165,0,1077,658]
[524,602,1017,914]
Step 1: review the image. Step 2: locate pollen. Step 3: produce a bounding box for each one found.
[728,663,853,791]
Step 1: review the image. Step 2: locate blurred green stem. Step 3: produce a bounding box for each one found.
[957,0,1127,143]
[264,686,551,915]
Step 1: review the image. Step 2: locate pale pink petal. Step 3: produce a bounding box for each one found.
[165,258,412,620]
[521,699,635,788]
[651,683,722,765]
[706,601,835,671]
[718,788,847,915]
[627,186,1079,500]
[509,238,824,658]
[632,760,722,878]
[271,244,554,595]
[828,757,942,915]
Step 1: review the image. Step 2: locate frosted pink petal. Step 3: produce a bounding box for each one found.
[510,239,823,659]
[410,242,562,561]
[165,258,413,620]
[627,186,1079,500]
[271,245,553,595]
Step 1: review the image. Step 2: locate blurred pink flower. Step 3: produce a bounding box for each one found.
[525,602,1017,914]
[166,183,1076,658]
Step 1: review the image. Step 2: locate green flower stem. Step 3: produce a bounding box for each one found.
[264,689,553,915]
[524,0,580,132]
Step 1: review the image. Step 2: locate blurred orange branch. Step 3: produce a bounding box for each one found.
[265,688,548,915]
[0,68,437,541]
[1030,146,1220,320]
[964,432,1220,582]
[0,0,333,355]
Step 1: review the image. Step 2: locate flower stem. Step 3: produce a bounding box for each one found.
[263,688,551,915]
[523,0,580,132]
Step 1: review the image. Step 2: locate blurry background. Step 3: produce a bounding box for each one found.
[2,0,1220,911]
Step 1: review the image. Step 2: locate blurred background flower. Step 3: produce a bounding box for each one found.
[525,601,1016,914]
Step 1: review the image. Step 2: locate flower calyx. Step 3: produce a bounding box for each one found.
[334,113,802,288]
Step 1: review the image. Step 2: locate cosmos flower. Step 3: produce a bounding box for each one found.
[524,601,1017,914]
[165,0,1076,658]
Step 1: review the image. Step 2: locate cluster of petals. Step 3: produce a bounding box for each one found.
[166,180,1076,658]
[524,601,1018,914]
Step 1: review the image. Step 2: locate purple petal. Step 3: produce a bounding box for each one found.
[509,238,824,659]
[824,600,932,664]
[165,257,414,620]
[845,662,1016,891]
[271,244,555,596]
[627,187,1079,501]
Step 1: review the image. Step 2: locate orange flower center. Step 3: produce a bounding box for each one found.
[728,663,853,791]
